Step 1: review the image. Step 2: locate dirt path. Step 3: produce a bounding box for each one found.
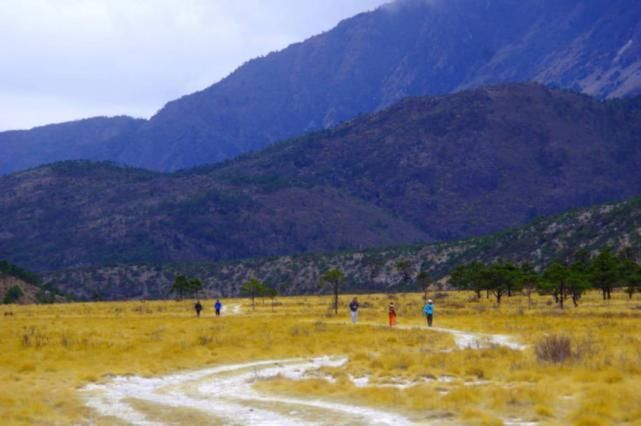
[221,303,242,315]
[82,307,527,424]
[219,302,525,350]
[359,321,527,351]
[421,326,526,350]
[82,356,413,425]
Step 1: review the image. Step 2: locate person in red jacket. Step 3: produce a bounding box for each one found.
[388,302,397,327]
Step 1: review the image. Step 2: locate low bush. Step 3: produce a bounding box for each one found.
[3,285,24,304]
[535,335,572,363]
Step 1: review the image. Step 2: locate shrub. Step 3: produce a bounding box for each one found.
[535,335,572,363]
[3,285,24,304]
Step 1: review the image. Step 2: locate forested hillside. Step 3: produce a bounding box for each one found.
[44,196,641,300]
[2,84,641,273]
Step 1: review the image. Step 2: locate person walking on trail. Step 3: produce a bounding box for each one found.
[194,300,203,317]
[214,299,222,316]
[388,302,397,327]
[349,297,360,324]
[423,299,434,327]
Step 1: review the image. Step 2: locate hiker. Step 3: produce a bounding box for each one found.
[214,299,222,316]
[194,300,203,317]
[388,302,397,327]
[349,297,360,323]
[423,299,434,327]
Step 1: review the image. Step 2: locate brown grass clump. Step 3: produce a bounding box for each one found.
[535,335,572,363]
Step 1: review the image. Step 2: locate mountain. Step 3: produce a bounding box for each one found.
[43,195,641,301]
[0,116,144,175]
[0,160,428,271]
[207,83,641,240]
[2,84,641,272]
[2,0,641,173]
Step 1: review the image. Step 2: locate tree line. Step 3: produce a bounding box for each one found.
[171,248,641,312]
[449,248,641,308]
[171,270,343,313]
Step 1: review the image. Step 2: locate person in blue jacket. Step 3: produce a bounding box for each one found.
[214,299,222,316]
[423,299,434,327]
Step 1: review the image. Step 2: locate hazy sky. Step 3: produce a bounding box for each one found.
[0,0,390,131]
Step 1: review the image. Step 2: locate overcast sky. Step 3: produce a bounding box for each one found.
[0,0,390,131]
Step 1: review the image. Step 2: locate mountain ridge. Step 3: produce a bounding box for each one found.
[0,116,144,175]
[2,84,641,273]
[2,0,641,174]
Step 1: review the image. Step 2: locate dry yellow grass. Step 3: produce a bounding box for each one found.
[1,290,641,424]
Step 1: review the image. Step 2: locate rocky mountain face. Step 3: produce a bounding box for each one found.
[44,195,641,301]
[2,0,641,173]
[2,84,641,273]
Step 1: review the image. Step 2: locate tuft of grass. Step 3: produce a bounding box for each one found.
[535,335,572,363]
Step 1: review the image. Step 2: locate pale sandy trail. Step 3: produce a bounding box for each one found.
[82,356,413,426]
[426,326,527,350]
[223,302,524,350]
[83,306,526,425]
[221,303,242,315]
[359,321,527,351]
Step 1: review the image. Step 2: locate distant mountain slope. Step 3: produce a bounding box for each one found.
[2,84,641,272]
[209,84,641,239]
[44,196,641,301]
[0,116,144,175]
[0,161,427,272]
[2,0,641,173]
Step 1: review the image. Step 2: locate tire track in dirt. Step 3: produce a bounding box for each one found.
[82,356,413,425]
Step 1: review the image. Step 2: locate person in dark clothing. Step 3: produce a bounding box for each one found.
[423,299,434,327]
[349,297,360,323]
[214,299,222,316]
[194,300,203,317]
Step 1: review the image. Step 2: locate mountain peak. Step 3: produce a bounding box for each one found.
[2,0,641,174]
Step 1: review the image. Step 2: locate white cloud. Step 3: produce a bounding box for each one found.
[0,0,389,130]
